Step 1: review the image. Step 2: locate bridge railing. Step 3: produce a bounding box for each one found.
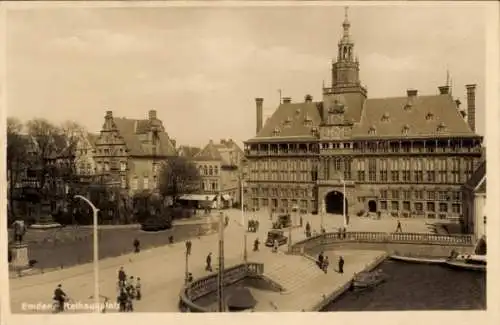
[179,262,264,312]
[291,231,474,254]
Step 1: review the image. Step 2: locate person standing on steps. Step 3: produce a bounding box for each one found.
[206,252,213,272]
[322,256,330,273]
[395,220,403,233]
[338,256,345,274]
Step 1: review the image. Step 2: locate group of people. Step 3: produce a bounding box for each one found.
[247,219,260,233]
[117,266,142,312]
[316,252,344,274]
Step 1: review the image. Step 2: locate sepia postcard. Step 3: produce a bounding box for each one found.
[1,1,499,325]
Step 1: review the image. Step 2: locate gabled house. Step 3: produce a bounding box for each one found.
[93,110,177,195]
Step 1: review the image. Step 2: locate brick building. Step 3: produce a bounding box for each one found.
[183,139,244,208]
[93,110,177,195]
[243,10,483,221]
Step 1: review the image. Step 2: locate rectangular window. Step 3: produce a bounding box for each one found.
[391,171,399,182]
[452,203,461,213]
[131,177,138,190]
[121,176,127,189]
[391,201,399,211]
[427,202,435,212]
[439,203,448,212]
[380,201,387,210]
[427,171,436,182]
[452,191,461,201]
[357,171,365,182]
[391,190,399,199]
[403,190,411,200]
[438,191,448,201]
[415,202,423,212]
[403,201,410,211]
[427,191,436,200]
[380,171,388,182]
[120,161,127,171]
[381,190,388,199]
[143,177,149,190]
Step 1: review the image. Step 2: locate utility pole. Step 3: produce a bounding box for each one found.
[241,177,247,263]
[216,196,225,312]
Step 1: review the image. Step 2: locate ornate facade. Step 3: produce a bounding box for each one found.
[244,10,483,221]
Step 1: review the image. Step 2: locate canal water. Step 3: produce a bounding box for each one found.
[322,260,486,311]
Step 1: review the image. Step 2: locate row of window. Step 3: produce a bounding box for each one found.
[201,181,219,191]
[378,201,461,214]
[198,165,219,176]
[250,159,312,171]
[354,170,468,184]
[129,175,158,191]
[248,171,313,182]
[250,198,316,210]
[380,189,461,201]
[249,187,315,199]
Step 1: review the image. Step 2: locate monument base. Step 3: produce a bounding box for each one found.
[9,242,30,271]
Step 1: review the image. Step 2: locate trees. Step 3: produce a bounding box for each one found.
[6,118,29,221]
[158,156,201,205]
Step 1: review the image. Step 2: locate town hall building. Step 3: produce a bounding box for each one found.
[243,9,483,222]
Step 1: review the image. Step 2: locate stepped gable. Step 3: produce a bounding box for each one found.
[353,94,474,138]
[178,145,202,158]
[193,140,224,161]
[112,117,177,156]
[248,101,322,142]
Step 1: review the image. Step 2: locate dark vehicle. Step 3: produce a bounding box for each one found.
[140,216,172,232]
[272,214,291,229]
[265,230,288,247]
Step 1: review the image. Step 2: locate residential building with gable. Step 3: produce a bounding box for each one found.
[462,161,486,240]
[243,9,483,222]
[93,110,178,195]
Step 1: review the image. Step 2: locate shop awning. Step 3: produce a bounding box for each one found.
[222,194,232,201]
[179,194,216,201]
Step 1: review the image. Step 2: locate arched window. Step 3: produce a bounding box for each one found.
[209,166,213,176]
[203,166,208,175]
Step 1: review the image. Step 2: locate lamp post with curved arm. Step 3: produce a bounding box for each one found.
[74,195,100,313]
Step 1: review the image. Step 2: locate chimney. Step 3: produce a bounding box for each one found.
[255,98,263,135]
[305,94,313,103]
[406,89,417,106]
[438,86,450,95]
[148,109,157,120]
[466,84,477,132]
[105,110,113,119]
[282,97,292,104]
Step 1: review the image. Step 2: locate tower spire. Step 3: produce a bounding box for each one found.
[342,6,350,38]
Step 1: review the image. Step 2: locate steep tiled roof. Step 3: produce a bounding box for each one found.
[113,117,177,157]
[178,146,201,158]
[353,94,474,138]
[194,140,223,161]
[464,160,486,192]
[247,102,322,142]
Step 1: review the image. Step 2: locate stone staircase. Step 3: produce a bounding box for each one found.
[260,252,324,293]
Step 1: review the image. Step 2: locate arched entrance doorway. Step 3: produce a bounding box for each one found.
[325,191,347,215]
[368,200,377,213]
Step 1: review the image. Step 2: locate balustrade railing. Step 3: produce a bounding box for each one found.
[290,231,474,254]
[179,262,264,312]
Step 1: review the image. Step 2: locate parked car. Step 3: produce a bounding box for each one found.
[140,216,172,232]
[265,230,288,247]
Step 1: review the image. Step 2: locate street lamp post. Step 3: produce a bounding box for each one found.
[288,208,292,253]
[74,195,100,313]
[184,245,189,286]
[217,197,225,312]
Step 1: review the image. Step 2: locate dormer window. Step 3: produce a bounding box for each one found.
[402,125,410,136]
[283,116,292,128]
[426,112,434,121]
[368,126,376,135]
[437,122,447,133]
[311,126,319,137]
[272,127,281,136]
[304,114,313,127]
[381,112,390,122]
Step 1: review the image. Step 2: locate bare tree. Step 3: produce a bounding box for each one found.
[158,156,201,205]
[6,117,29,219]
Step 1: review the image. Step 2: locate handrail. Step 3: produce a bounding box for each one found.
[290,231,474,254]
[178,262,264,312]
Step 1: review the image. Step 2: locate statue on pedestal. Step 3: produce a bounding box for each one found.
[12,219,26,243]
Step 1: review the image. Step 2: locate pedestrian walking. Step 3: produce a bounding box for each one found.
[273,239,278,253]
[305,222,311,237]
[169,235,174,244]
[133,238,140,253]
[395,220,403,233]
[118,266,126,288]
[186,240,192,255]
[322,256,330,273]
[299,215,303,227]
[253,238,260,251]
[225,215,229,227]
[338,256,344,274]
[206,252,213,272]
[135,277,142,300]
[342,227,347,239]
[317,251,324,268]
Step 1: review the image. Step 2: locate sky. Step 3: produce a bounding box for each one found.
[5,3,487,148]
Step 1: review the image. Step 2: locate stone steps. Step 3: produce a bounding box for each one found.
[262,253,324,293]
